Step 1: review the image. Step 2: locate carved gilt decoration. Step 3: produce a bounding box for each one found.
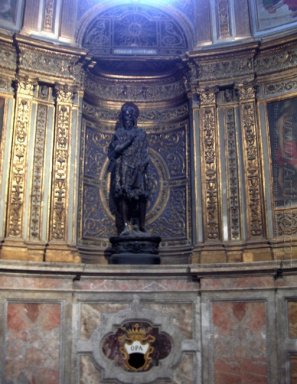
[30,103,48,240]
[199,87,220,241]
[43,0,56,33]
[237,83,264,238]
[49,85,74,241]
[225,107,241,240]
[7,79,35,237]
[216,0,231,39]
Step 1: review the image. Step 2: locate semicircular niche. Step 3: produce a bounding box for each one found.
[82,4,189,57]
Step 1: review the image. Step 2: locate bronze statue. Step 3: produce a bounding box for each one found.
[108,102,150,235]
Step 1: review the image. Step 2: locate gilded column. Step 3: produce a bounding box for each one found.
[45,84,80,262]
[237,82,265,241]
[199,87,222,244]
[1,77,36,260]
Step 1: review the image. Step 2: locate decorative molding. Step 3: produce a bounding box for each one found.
[237,83,264,238]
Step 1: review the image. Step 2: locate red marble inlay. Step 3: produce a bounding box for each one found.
[212,301,268,384]
[5,302,61,383]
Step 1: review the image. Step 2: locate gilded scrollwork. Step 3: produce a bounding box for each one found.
[30,103,48,240]
[7,79,35,237]
[149,129,186,178]
[237,83,264,238]
[148,186,187,239]
[83,183,115,239]
[199,87,220,241]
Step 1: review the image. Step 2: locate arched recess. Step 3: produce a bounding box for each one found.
[76,1,194,56]
[76,3,192,263]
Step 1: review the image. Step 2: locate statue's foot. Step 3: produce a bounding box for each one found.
[120,224,130,236]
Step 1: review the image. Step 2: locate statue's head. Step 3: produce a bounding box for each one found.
[120,102,139,129]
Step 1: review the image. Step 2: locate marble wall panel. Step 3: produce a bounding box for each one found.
[172,352,195,384]
[288,300,297,338]
[212,301,268,384]
[290,354,297,383]
[79,302,129,340]
[4,302,62,384]
[148,302,193,339]
[79,355,103,384]
[201,276,274,290]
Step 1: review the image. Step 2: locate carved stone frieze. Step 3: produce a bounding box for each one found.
[17,42,86,85]
[263,79,297,97]
[237,83,264,238]
[256,45,297,75]
[30,104,47,240]
[225,107,241,240]
[49,85,74,241]
[199,87,220,241]
[83,101,188,125]
[198,55,253,82]
[0,77,14,94]
[85,74,186,102]
[0,40,17,74]
[6,79,35,237]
